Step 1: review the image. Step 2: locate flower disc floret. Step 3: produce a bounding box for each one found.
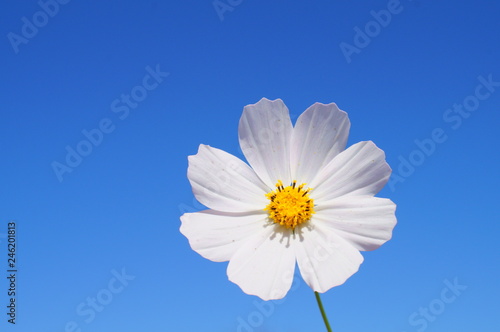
[180,98,397,301]
[264,180,315,229]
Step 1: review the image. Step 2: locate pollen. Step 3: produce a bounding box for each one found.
[264,180,315,229]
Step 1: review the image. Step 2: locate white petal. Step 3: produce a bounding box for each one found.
[227,225,296,300]
[180,210,267,262]
[188,144,269,212]
[293,223,364,293]
[315,196,397,251]
[310,141,391,202]
[238,98,293,188]
[290,102,350,184]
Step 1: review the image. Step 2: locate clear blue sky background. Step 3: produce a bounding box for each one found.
[1,1,499,331]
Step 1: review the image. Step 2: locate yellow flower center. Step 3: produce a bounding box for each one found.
[264,180,315,229]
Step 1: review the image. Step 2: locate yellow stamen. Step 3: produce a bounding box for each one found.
[264,180,315,229]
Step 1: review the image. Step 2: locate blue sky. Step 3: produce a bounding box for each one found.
[1,0,499,331]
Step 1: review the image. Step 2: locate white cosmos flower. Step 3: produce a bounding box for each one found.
[180,98,397,301]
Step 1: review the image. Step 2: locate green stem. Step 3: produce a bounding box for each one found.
[314,291,332,332]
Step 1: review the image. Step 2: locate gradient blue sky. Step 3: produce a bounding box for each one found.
[1,1,499,331]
